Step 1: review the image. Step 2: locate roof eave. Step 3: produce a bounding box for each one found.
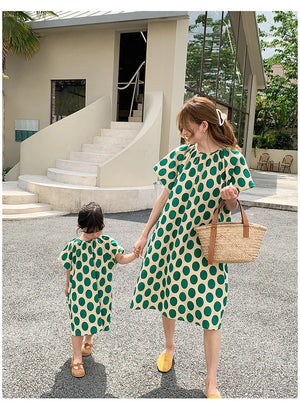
[29,11,189,30]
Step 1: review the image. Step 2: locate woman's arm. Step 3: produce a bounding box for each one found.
[220,183,239,211]
[134,186,169,257]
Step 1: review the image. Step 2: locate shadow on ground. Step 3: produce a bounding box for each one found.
[140,367,206,398]
[42,358,205,399]
[41,356,115,398]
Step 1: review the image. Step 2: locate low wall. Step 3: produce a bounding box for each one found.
[19,96,111,176]
[98,91,163,187]
[251,148,297,174]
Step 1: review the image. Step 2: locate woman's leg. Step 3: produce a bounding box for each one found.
[162,315,176,356]
[203,329,221,396]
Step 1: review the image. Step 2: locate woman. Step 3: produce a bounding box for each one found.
[130,97,254,398]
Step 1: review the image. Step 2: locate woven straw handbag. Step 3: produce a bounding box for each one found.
[194,200,267,265]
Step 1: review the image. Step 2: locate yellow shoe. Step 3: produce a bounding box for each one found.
[207,389,222,399]
[157,351,174,373]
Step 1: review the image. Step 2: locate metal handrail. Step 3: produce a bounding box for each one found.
[118,61,145,118]
[117,61,145,90]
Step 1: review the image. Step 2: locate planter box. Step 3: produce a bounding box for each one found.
[251,148,297,174]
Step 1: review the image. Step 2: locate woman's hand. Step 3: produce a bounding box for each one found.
[64,285,69,297]
[220,183,238,211]
[133,235,148,258]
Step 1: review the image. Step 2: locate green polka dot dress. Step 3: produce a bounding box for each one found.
[130,144,254,330]
[59,235,124,336]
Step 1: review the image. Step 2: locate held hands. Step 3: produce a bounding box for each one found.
[133,234,148,258]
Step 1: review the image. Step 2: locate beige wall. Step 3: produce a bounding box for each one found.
[3,16,189,173]
[98,92,163,187]
[3,27,117,168]
[144,17,189,158]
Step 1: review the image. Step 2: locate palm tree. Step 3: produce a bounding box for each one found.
[2,11,57,77]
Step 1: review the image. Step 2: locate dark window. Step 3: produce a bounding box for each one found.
[51,79,86,124]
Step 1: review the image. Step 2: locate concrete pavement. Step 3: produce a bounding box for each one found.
[239,170,298,211]
[1,169,298,399]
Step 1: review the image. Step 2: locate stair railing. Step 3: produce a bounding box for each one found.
[117,61,145,119]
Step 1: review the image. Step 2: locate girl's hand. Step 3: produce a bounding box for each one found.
[220,183,238,201]
[134,235,148,258]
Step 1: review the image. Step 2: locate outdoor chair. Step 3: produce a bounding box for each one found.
[280,154,293,173]
[257,152,270,171]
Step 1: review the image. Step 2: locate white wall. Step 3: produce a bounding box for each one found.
[98,92,163,187]
[144,17,189,158]
[3,27,117,168]
[20,96,111,175]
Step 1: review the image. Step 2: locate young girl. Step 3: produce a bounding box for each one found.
[59,202,138,377]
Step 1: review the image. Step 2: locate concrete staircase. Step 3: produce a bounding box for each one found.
[128,101,143,122]
[46,121,142,187]
[3,120,143,219]
[2,181,68,220]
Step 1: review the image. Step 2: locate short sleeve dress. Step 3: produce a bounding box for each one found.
[130,144,254,330]
[59,235,124,336]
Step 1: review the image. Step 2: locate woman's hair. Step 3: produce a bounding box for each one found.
[176,97,241,151]
[78,202,105,233]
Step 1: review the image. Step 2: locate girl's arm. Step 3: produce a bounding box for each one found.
[134,186,169,257]
[115,252,138,265]
[64,270,70,297]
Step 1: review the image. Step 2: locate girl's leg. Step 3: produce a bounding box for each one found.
[72,335,84,363]
[162,314,176,356]
[82,334,93,356]
[203,329,221,396]
[83,334,93,344]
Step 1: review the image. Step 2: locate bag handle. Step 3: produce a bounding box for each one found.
[208,200,249,265]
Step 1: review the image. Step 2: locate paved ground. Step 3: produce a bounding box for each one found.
[2,204,297,399]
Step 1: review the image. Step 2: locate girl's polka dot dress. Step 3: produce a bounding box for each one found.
[131,144,254,330]
[59,236,124,336]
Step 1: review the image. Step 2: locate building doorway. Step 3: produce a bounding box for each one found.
[117,32,147,121]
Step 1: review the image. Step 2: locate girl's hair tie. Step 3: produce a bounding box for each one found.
[216,109,225,127]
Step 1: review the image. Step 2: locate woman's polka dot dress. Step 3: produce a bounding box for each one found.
[131,144,254,330]
[59,235,124,336]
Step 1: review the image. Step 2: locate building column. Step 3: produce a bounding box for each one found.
[145,17,189,158]
[244,74,257,164]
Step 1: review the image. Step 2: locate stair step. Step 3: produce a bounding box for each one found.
[128,116,142,122]
[137,103,143,111]
[133,109,143,117]
[47,168,97,186]
[99,128,138,139]
[110,121,143,130]
[2,182,38,204]
[92,136,131,147]
[70,151,114,164]
[3,210,68,220]
[82,142,127,154]
[56,159,98,174]
[3,202,51,214]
